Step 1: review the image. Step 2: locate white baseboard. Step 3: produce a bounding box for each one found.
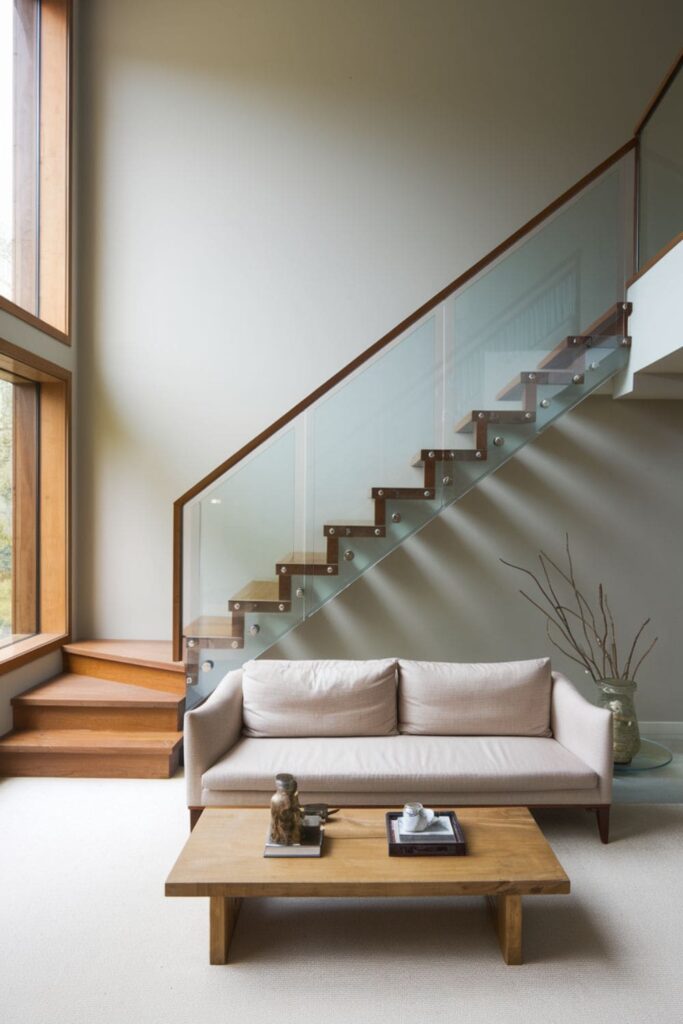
[639,721,683,738]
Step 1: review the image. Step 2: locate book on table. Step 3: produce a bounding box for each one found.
[264,823,324,858]
[385,812,467,856]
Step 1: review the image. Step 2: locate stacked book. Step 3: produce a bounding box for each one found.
[264,816,324,858]
[386,811,467,856]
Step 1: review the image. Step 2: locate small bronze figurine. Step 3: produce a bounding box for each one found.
[270,773,303,845]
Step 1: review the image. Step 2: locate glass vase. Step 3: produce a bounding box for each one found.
[597,679,641,765]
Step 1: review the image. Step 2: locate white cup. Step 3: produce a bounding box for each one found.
[401,802,436,833]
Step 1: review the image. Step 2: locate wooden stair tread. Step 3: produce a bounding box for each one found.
[278,552,332,564]
[410,449,484,467]
[536,335,592,371]
[0,729,183,753]
[371,486,435,499]
[63,640,184,673]
[184,616,242,639]
[454,409,536,433]
[323,523,386,537]
[496,369,584,401]
[230,581,280,603]
[324,521,379,528]
[12,674,183,708]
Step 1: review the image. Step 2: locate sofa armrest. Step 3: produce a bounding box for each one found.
[551,671,613,802]
[184,670,243,807]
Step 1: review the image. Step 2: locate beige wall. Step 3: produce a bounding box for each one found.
[75,2,683,715]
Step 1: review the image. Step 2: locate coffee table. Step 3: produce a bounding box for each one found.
[165,805,570,965]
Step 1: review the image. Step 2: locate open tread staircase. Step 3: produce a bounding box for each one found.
[182,302,632,674]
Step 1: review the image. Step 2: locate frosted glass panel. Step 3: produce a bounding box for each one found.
[639,71,683,266]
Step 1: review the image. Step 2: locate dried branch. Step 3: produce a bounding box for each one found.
[604,593,620,678]
[545,620,600,678]
[501,537,658,684]
[624,618,652,679]
[516,587,599,678]
[598,584,612,677]
[631,636,658,681]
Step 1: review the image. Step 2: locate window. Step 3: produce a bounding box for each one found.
[0,0,70,341]
[0,335,69,669]
[0,375,39,647]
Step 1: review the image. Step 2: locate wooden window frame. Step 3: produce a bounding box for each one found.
[0,0,71,344]
[0,335,70,673]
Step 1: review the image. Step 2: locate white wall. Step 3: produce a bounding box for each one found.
[75,1,683,716]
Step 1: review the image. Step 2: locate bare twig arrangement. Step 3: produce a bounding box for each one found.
[500,535,657,683]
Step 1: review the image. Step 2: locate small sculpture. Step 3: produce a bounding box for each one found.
[270,773,303,845]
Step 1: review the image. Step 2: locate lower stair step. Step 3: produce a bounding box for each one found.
[63,640,185,695]
[0,729,183,779]
[228,581,290,613]
[371,487,436,500]
[275,552,338,576]
[12,674,184,731]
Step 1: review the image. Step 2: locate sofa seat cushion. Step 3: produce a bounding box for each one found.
[201,735,597,794]
[398,658,552,736]
[241,658,398,737]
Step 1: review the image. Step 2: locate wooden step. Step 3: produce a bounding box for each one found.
[496,370,584,401]
[454,409,536,434]
[371,486,436,500]
[275,552,338,577]
[323,523,386,538]
[410,449,486,467]
[183,616,244,650]
[228,581,290,613]
[0,728,182,778]
[11,674,184,732]
[63,640,185,695]
[537,334,631,371]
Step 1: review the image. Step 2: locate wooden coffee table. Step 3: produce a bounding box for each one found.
[165,805,570,965]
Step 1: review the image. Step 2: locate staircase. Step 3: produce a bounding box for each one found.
[173,130,649,701]
[178,281,634,700]
[0,642,184,778]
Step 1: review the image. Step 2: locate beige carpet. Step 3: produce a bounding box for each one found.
[1,775,681,1024]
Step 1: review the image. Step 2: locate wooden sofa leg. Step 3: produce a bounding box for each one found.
[190,808,204,831]
[596,806,610,844]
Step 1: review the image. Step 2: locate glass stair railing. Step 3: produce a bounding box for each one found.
[175,145,637,702]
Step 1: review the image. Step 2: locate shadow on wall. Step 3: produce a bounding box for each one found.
[268,397,683,722]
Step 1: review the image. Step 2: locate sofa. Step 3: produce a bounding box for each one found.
[184,657,613,841]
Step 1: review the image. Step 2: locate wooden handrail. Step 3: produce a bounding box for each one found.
[634,49,682,137]
[626,231,683,289]
[171,138,636,659]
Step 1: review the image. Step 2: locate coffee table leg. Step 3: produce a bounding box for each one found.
[209,896,242,965]
[486,894,522,965]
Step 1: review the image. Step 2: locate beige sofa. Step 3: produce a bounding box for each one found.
[184,657,613,842]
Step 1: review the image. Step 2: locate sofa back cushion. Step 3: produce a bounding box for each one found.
[242,659,398,738]
[398,658,552,736]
